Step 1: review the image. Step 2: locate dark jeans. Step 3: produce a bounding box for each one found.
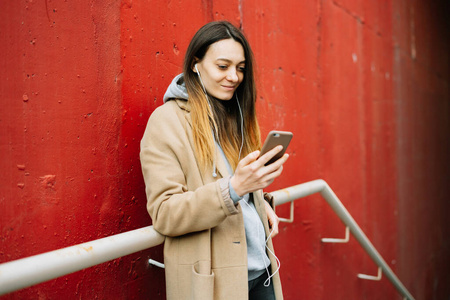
[248,271,276,300]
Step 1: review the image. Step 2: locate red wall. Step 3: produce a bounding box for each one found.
[393,1,450,298]
[1,0,448,299]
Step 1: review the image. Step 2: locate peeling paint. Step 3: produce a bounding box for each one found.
[40,175,56,189]
[82,246,93,252]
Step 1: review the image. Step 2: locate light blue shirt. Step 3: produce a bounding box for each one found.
[216,144,270,281]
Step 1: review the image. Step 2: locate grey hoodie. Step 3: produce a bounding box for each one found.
[162,74,271,281]
[163,73,188,103]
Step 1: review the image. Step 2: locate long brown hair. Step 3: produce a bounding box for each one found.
[183,21,261,171]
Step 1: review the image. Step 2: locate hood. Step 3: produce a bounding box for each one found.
[163,73,188,103]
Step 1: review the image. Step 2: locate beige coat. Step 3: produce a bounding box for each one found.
[140,99,283,299]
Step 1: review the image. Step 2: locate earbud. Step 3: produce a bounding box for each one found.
[194,63,199,74]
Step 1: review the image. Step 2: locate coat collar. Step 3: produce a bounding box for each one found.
[174,98,190,112]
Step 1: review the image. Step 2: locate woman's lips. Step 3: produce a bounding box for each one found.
[221,85,236,91]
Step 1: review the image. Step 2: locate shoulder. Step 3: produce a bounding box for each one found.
[150,99,187,119]
[142,99,191,146]
[146,100,189,128]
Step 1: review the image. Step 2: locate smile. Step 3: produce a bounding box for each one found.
[221,85,236,91]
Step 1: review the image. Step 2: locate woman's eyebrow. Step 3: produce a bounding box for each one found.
[216,58,246,64]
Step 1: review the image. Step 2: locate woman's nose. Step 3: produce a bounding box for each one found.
[226,69,239,82]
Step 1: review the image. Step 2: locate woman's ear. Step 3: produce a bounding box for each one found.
[192,58,200,73]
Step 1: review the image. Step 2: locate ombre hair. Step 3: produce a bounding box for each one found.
[183,21,261,171]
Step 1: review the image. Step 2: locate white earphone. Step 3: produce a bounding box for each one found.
[195,63,219,177]
[194,63,209,97]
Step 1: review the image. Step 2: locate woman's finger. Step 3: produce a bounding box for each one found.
[265,201,279,238]
[259,154,289,181]
[258,145,283,166]
[237,150,260,168]
[264,153,289,173]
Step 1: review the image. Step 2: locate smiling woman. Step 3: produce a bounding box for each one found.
[140,21,288,300]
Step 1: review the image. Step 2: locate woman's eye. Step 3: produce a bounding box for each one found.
[238,66,246,72]
[218,65,228,70]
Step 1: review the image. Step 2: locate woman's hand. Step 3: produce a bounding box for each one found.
[230,145,289,197]
[265,201,279,238]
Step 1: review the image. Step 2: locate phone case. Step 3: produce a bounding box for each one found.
[260,130,293,165]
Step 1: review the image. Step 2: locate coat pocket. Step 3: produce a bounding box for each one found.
[191,261,214,300]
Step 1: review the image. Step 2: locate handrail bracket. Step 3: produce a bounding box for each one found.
[321,226,350,243]
[148,259,165,269]
[358,267,382,281]
[276,201,294,223]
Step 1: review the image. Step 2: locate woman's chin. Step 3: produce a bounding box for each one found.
[215,93,234,101]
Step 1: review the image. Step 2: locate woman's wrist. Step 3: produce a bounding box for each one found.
[228,178,244,203]
[229,175,244,197]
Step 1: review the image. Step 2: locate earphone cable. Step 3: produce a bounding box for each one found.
[236,94,244,162]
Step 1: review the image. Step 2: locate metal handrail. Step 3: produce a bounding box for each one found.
[0,179,414,299]
[0,226,165,296]
[271,179,414,300]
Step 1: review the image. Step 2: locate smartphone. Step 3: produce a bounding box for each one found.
[260,130,293,165]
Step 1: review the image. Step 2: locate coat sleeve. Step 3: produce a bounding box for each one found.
[140,103,239,237]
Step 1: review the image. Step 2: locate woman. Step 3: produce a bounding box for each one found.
[140,21,289,300]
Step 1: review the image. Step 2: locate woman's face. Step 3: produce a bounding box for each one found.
[195,38,245,101]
